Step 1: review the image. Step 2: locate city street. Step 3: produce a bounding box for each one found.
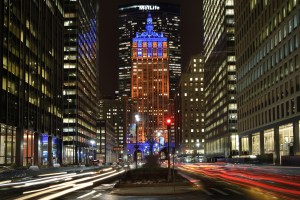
[0,167,125,200]
[1,164,299,200]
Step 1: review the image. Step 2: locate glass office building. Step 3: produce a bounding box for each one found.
[203,0,238,161]
[0,0,64,166]
[63,0,98,164]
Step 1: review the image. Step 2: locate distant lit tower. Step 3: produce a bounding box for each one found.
[175,55,205,162]
[203,0,238,161]
[118,3,181,99]
[131,13,169,144]
[63,0,98,164]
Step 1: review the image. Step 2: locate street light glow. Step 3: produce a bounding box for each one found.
[90,140,95,145]
[135,114,140,122]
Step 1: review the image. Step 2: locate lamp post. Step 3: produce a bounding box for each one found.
[135,114,140,169]
[166,118,171,181]
[90,140,95,161]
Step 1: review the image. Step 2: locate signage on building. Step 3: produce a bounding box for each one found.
[113,147,123,151]
[120,5,160,11]
[138,5,160,11]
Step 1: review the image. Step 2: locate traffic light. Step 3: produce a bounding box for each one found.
[166,118,171,129]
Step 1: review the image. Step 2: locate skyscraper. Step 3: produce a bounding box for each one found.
[0,0,64,166]
[235,0,300,164]
[175,55,205,162]
[118,3,181,99]
[203,0,238,161]
[63,0,98,164]
[131,13,169,144]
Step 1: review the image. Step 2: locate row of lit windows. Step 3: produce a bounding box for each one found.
[240,55,299,106]
[236,0,298,68]
[239,76,300,118]
[238,20,299,86]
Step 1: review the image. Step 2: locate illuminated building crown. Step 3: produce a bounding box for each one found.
[135,12,165,39]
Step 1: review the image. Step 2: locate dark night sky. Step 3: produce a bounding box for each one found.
[98,0,203,98]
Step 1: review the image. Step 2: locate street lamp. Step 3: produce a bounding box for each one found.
[90,140,96,163]
[135,114,140,169]
[166,118,172,181]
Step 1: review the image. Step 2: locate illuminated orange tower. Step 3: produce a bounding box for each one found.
[131,13,169,143]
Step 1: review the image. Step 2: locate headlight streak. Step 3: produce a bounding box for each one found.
[0,180,12,184]
[76,190,96,199]
[4,171,98,189]
[39,170,125,200]
[16,169,123,200]
[38,172,68,177]
[178,164,300,197]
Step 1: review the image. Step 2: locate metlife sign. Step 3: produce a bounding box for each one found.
[119,5,160,11]
[138,5,160,11]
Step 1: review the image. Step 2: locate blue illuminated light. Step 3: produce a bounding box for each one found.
[132,13,167,58]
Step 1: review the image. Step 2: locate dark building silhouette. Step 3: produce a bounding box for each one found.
[0,0,64,166]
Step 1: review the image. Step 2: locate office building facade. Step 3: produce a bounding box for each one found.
[96,120,117,164]
[63,0,98,164]
[0,0,64,166]
[98,98,127,161]
[131,13,170,145]
[203,0,238,161]
[235,0,300,164]
[175,55,205,162]
[118,3,181,99]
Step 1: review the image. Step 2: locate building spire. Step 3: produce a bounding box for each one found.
[145,12,154,34]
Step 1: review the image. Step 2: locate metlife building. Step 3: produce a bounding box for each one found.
[118,3,181,100]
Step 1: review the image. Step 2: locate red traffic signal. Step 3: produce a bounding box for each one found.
[166,118,172,125]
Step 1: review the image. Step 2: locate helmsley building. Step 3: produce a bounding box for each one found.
[130,13,170,145]
[0,0,64,166]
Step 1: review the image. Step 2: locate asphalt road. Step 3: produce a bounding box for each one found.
[59,170,284,200]
[1,165,298,200]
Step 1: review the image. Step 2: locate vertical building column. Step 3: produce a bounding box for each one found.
[75,145,79,165]
[48,136,53,166]
[248,134,252,155]
[15,127,24,166]
[274,126,280,165]
[34,132,40,165]
[260,130,264,155]
[238,136,242,156]
[57,138,62,165]
[293,121,299,155]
